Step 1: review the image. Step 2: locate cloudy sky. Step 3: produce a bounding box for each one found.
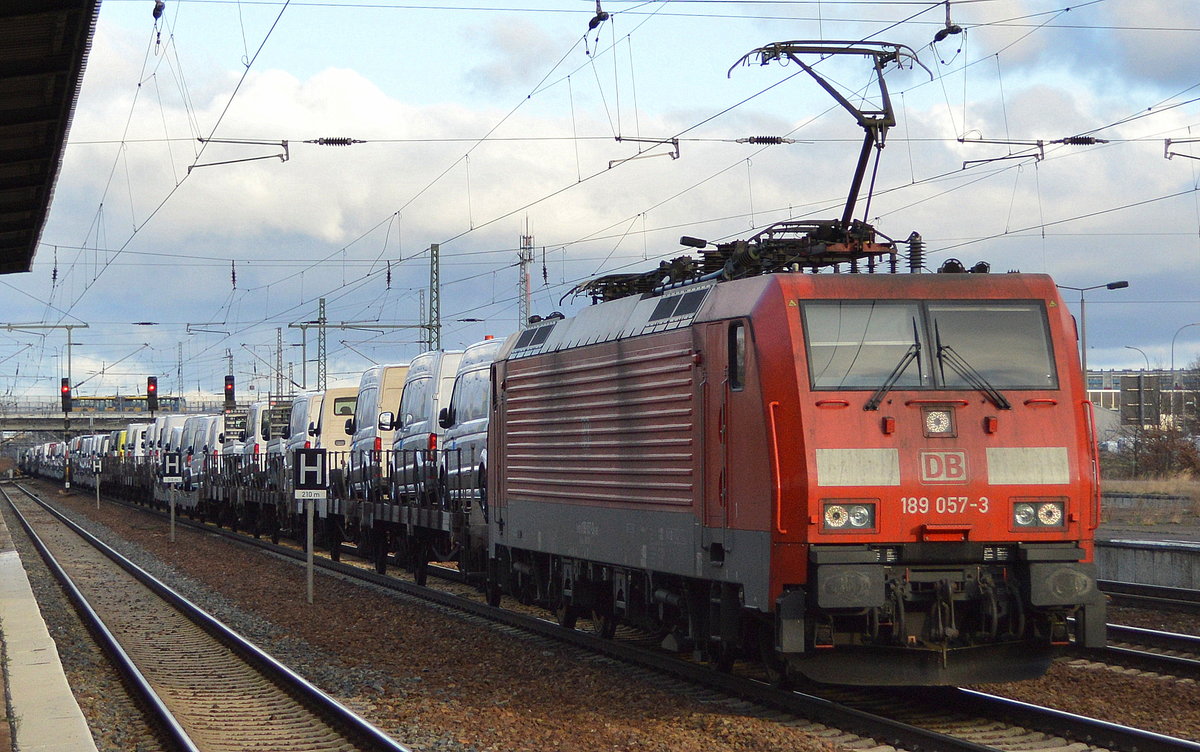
[5,0,1200,403]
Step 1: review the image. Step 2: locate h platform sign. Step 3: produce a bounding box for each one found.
[162,452,182,483]
[294,448,328,500]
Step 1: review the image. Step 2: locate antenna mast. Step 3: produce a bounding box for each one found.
[518,223,534,327]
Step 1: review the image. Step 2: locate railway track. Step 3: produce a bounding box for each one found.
[0,482,408,752]
[28,479,1200,752]
[1089,624,1200,679]
[1101,580,1200,614]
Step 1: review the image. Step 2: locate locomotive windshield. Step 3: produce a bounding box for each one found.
[803,300,1057,391]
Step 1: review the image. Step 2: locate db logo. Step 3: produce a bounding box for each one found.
[920,450,968,484]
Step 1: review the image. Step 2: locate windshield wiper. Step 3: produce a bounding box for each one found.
[865,318,921,411]
[934,324,1012,410]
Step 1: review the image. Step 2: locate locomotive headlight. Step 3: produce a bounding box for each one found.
[1012,498,1067,529]
[923,408,955,437]
[1036,502,1064,527]
[848,505,872,528]
[1013,503,1037,527]
[824,504,849,528]
[822,501,876,532]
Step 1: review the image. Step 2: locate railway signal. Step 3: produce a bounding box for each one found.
[147,376,158,411]
[224,374,236,409]
[60,377,71,412]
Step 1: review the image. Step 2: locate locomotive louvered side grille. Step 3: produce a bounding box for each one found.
[504,335,696,506]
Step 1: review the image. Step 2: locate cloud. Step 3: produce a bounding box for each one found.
[465,19,563,95]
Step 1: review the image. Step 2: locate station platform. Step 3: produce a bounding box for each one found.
[0,491,98,752]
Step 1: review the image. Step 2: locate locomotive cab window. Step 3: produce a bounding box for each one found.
[802,300,1057,391]
[927,303,1057,389]
[729,321,746,390]
[804,301,925,389]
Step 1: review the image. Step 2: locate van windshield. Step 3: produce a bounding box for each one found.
[354,386,377,427]
[290,400,311,437]
[399,378,432,424]
[451,369,490,422]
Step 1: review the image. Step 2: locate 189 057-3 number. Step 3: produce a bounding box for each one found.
[901,496,990,514]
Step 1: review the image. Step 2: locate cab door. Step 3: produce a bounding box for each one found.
[700,321,745,565]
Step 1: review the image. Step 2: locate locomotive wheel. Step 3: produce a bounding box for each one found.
[584,609,617,640]
[558,606,616,639]
[758,626,790,688]
[707,641,736,673]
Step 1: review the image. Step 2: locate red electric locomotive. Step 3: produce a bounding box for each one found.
[486,220,1106,685]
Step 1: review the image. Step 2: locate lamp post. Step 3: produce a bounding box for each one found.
[1124,345,1150,371]
[1170,322,1200,380]
[1056,280,1129,384]
[1171,322,1200,430]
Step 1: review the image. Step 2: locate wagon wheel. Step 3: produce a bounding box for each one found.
[485,575,502,607]
[555,605,578,630]
[411,541,429,587]
[373,530,390,575]
[326,519,343,562]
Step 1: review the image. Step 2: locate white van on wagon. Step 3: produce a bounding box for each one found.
[438,336,507,514]
[384,349,463,504]
[346,364,409,500]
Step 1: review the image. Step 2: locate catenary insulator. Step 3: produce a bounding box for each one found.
[736,136,796,145]
[312,137,362,146]
[907,231,924,273]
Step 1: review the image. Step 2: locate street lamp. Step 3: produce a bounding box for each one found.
[1170,322,1200,378]
[1125,345,1150,371]
[1057,280,1129,380]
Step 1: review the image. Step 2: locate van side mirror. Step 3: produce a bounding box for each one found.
[378,411,395,431]
[218,433,225,444]
[438,407,455,429]
[344,417,355,435]
[308,421,318,437]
